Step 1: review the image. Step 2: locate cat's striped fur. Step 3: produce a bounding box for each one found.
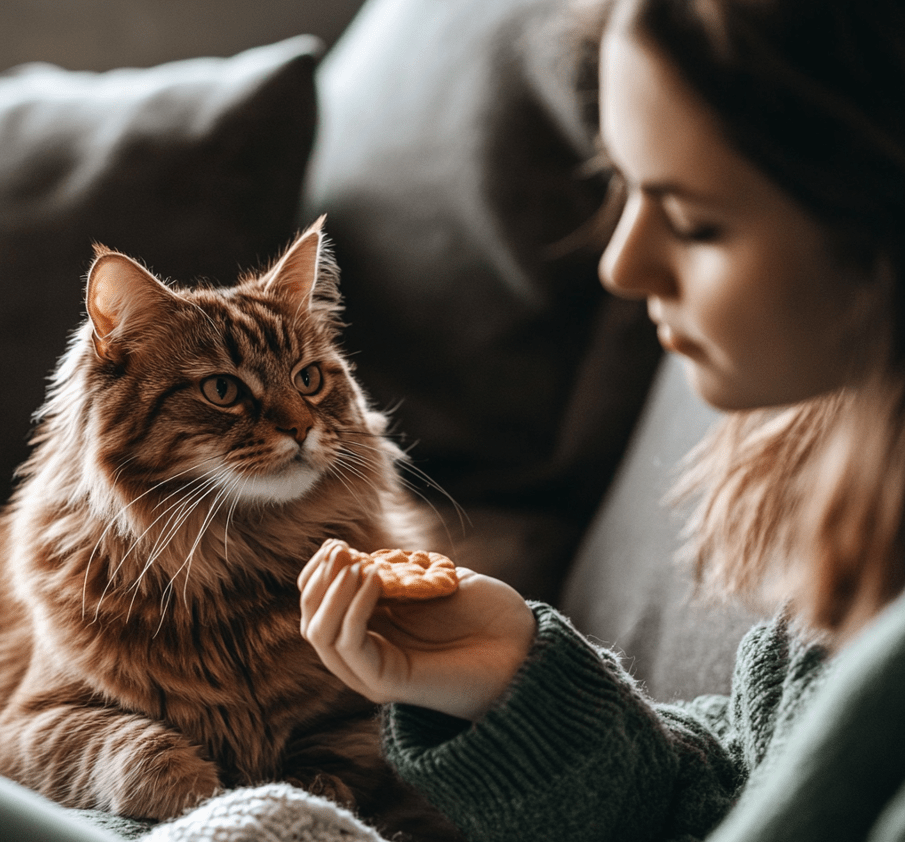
[0,219,456,839]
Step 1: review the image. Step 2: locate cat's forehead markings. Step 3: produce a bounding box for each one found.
[224,302,296,358]
[237,368,265,396]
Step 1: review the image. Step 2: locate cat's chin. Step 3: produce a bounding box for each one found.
[227,461,322,505]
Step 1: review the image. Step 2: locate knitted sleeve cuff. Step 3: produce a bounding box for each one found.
[382,603,678,841]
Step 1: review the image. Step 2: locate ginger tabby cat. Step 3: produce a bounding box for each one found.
[0,218,459,841]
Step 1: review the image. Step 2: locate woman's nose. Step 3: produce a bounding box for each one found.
[598,191,674,300]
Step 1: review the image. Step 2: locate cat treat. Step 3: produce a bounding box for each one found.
[350,547,459,600]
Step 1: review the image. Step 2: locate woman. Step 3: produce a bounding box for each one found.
[299,0,905,839]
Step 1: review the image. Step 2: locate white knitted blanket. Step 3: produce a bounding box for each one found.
[141,784,390,842]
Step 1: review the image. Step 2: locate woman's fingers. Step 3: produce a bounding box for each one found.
[303,563,358,642]
[301,563,371,693]
[299,551,395,701]
[298,538,348,596]
[335,568,388,676]
[298,545,537,718]
[299,540,352,632]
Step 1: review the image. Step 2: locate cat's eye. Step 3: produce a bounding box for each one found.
[294,363,323,396]
[200,375,242,407]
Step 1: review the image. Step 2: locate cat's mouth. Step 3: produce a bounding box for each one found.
[218,434,326,504]
[228,458,323,504]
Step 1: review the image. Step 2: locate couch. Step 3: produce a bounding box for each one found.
[0,0,761,838]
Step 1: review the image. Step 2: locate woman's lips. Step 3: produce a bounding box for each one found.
[648,301,704,358]
[656,323,702,357]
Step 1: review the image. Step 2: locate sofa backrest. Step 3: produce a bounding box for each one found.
[560,355,765,700]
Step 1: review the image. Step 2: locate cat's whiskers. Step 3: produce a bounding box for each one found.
[332,444,388,489]
[125,473,222,595]
[222,474,251,568]
[328,449,460,552]
[339,440,469,545]
[156,477,240,635]
[124,485,218,623]
[182,478,242,596]
[124,469,239,624]
[340,446,435,513]
[110,454,140,484]
[323,461,372,512]
[185,472,244,578]
[323,448,383,512]
[109,473,221,623]
[83,457,223,619]
[340,434,469,532]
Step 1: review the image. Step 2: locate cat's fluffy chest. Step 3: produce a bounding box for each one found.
[93,588,360,783]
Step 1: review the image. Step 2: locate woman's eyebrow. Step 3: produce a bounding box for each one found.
[599,140,723,205]
[641,180,712,202]
[607,160,717,204]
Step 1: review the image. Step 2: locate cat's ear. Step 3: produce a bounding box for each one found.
[86,245,179,361]
[259,215,326,309]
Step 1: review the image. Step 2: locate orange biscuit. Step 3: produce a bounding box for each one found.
[351,547,458,600]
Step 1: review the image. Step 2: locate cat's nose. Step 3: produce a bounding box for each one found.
[276,422,311,444]
[271,402,314,444]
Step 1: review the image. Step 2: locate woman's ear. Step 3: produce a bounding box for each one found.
[86,245,179,361]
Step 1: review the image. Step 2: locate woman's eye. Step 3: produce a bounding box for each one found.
[294,363,323,396]
[663,210,722,243]
[675,223,722,243]
[660,198,723,244]
[200,375,242,407]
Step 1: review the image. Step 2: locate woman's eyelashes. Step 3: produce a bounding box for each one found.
[605,161,725,245]
[658,188,730,243]
[670,219,723,243]
[662,204,723,243]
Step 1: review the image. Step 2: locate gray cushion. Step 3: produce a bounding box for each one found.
[0,36,320,502]
[560,355,764,700]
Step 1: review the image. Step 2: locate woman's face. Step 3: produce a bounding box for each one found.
[598,30,872,410]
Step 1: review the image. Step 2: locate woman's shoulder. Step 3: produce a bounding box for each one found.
[728,609,833,773]
[707,593,905,840]
[733,610,832,698]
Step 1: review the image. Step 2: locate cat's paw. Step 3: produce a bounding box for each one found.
[287,772,356,809]
[106,731,221,820]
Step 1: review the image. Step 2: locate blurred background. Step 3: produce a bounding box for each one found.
[0,0,367,70]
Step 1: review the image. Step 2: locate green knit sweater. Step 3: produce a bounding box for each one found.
[382,594,905,841]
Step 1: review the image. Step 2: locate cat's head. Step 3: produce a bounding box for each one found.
[56,217,395,516]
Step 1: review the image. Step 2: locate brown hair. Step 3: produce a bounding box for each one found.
[605,0,905,637]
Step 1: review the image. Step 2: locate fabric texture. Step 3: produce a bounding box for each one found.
[0,775,125,842]
[140,785,386,842]
[0,36,320,504]
[383,595,905,841]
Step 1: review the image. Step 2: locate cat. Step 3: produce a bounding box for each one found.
[0,217,459,840]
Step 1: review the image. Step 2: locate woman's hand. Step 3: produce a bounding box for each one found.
[298,539,537,721]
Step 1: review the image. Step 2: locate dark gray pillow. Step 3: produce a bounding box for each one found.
[0,36,320,503]
[304,0,660,597]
